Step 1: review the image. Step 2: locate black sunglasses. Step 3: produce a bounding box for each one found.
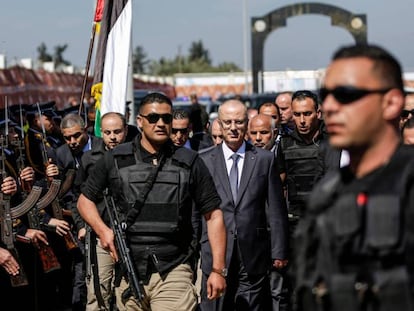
[319,86,391,104]
[171,128,188,134]
[401,109,414,118]
[140,113,173,124]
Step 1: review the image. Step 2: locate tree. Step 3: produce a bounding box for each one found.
[132,45,149,74]
[37,42,52,62]
[145,39,241,75]
[53,44,71,67]
[188,40,211,65]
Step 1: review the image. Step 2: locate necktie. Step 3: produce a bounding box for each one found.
[229,153,240,203]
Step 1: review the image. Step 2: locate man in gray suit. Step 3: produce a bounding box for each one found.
[199,100,289,311]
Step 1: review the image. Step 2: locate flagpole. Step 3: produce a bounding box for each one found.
[79,22,97,120]
[79,0,103,121]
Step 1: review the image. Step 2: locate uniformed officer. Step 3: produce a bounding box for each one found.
[296,44,414,311]
[78,92,226,311]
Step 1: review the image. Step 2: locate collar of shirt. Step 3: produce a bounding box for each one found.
[222,141,246,180]
[82,136,92,153]
[183,140,192,150]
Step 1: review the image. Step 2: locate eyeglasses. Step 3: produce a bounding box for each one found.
[220,119,246,129]
[63,132,83,141]
[319,86,391,104]
[171,128,188,135]
[401,109,414,118]
[140,113,173,124]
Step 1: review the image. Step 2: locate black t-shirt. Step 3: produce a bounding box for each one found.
[80,138,221,282]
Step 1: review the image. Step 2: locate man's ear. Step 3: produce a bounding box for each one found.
[383,89,404,121]
[317,108,322,120]
[137,115,142,130]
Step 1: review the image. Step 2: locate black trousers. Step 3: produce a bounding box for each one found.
[200,240,268,311]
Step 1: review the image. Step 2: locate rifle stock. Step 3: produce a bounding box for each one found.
[27,209,61,273]
[103,191,146,304]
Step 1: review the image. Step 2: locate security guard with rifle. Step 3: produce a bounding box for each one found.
[74,112,128,310]
[78,92,226,311]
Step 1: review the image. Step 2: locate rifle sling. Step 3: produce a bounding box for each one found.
[89,236,106,308]
[122,154,165,227]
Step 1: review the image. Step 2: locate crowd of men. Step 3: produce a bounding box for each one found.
[1,43,414,311]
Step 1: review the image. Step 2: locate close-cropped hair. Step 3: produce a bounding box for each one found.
[61,113,85,129]
[172,109,189,120]
[101,112,127,128]
[292,90,319,111]
[258,102,280,116]
[332,44,404,92]
[139,92,172,113]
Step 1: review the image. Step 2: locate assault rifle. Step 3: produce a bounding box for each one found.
[0,112,29,287]
[103,190,146,304]
[11,103,43,216]
[26,207,61,273]
[35,103,78,251]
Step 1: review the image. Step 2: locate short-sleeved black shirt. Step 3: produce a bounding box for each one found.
[81,137,221,282]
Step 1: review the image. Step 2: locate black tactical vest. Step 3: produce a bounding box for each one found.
[297,145,414,311]
[110,142,195,246]
[281,136,319,204]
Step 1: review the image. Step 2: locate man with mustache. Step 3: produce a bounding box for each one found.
[78,92,226,311]
[53,113,101,310]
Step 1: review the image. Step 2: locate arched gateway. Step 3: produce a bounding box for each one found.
[251,2,367,92]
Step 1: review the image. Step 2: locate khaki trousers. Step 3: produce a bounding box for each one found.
[116,263,198,311]
[86,239,118,311]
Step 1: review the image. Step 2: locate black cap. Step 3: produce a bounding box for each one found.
[0,119,17,129]
[26,101,58,118]
[8,104,29,116]
[62,104,82,115]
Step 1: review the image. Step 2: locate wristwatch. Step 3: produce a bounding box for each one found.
[211,267,228,278]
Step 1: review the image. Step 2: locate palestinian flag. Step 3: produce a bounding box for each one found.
[91,0,132,137]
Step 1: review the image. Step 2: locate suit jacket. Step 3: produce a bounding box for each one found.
[200,142,288,276]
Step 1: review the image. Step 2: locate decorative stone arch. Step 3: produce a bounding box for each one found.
[251,2,367,93]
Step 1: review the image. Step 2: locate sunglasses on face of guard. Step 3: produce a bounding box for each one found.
[171,128,188,135]
[319,86,392,104]
[401,109,414,118]
[140,113,173,124]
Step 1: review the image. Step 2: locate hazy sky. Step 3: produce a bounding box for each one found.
[1,0,414,72]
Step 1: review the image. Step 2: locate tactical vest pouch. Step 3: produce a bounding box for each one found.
[332,194,360,237]
[365,195,401,250]
[127,170,180,234]
[373,266,413,310]
[287,175,316,202]
[329,273,359,311]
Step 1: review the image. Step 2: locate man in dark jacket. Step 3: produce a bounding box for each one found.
[78,92,226,311]
[296,44,414,311]
[75,112,128,310]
